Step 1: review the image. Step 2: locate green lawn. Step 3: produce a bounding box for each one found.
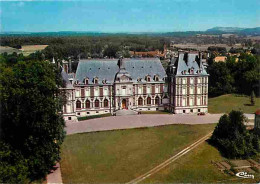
[144,142,259,183]
[60,124,215,183]
[208,94,260,114]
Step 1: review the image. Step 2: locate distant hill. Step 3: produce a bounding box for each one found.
[1,27,259,37]
[206,27,260,35]
[206,27,245,32]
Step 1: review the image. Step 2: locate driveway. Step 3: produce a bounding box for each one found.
[65,113,226,135]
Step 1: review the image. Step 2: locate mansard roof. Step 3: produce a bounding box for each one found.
[176,53,208,76]
[75,58,166,84]
[61,68,74,88]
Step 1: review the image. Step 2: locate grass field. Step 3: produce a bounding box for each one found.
[21,45,48,56]
[208,94,260,114]
[0,46,21,54]
[0,45,48,56]
[60,124,215,183]
[144,142,259,183]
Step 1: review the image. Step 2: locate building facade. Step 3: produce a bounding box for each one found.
[62,52,209,121]
[167,52,209,114]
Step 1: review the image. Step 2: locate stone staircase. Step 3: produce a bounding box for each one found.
[115,109,138,116]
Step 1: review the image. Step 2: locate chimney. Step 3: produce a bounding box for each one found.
[199,52,203,68]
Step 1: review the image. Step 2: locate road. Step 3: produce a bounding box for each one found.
[66,113,223,135]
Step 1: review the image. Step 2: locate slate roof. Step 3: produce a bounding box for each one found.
[176,53,208,76]
[75,58,166,84]
[61,68,74,88]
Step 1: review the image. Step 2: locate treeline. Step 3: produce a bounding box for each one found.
[1,36,169,59]
[208,53,260,97]
[0,54,65,182]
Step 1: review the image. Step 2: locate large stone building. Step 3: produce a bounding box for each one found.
[62,52,208,121]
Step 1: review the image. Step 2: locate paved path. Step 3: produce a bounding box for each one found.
[126,132,213,184]
[66,114,224,135]
[46,163,62,184]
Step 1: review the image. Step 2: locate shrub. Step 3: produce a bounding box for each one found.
[210,110,259,159]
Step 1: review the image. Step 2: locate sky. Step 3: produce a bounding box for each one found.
[0,0,259,32]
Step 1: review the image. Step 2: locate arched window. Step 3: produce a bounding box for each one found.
[95,99,99,108]
[155,96,160,105]
[85,100,90,109]
[155,76,159,82]
[147,97,151,105]
[146,76,150,82]
[138,97,143,106]
[104,99,109,107]
[76,100,81,109]
[84,78,89,85]
[94,78,98,84]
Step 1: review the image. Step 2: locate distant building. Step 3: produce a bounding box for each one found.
[61,52,209,120]
[214,56,227,62]
[129,50,165,58]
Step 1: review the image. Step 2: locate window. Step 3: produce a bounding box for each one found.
[85,100,90,109]
[198,109,201,112]
[94,78,98,84]
[84,78,89,84]
[68,117,71,120]
[190,78,194,84]
[95,99,99,108]
[104,99,109,107]
[191,109,193,113]
[138,97,143,106]
[183,110,186,113]
[155,96,160,105]
[155,76,159,82]
[146,76,150,82]
[147,97,151,105]
[76,100,81,109]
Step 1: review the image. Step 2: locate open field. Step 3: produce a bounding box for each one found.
[0,45,48,55]
[21,45,48,56]
[60,124,215,183]
[0,46,21,54]
[143,142,259,183]
[208,94,260,114]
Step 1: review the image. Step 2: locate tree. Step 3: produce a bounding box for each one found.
[250,91,256,106]
[0,59,65,181]
[210,110,258,159]
[0,141,29,183]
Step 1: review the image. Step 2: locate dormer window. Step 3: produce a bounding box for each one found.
[75,80,79,85]
[94,78,98,84]
[84,78,89,85]
[137,78,142,82]
[146,76,151,82]
[154,75,159,82]
[102,79,107,84]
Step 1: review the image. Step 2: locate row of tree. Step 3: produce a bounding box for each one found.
[208,53,260,97]
[0,55,65,182]
[1,36,168,59]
